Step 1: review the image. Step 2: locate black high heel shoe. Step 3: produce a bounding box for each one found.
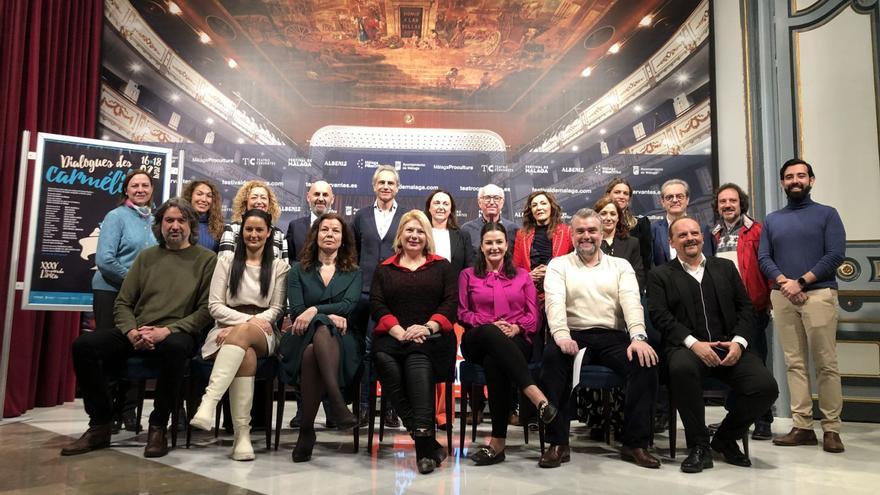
[292,429,316,463]
[538,400,558,424]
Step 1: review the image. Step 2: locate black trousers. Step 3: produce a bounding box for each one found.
[91,290,118,330]
[373,351,433,432]
[541,329,657,448]
[72,328,195,427]
[667,347,778,448]
[461,324,533,438]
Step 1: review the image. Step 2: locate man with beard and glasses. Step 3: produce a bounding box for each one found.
[649,217,778,473]
[710,183,774,440]
[539,209,659,469]
[759,158,846,453]
[61,198,216,458]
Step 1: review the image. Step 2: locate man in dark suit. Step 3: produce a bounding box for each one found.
[651,179,714,266]
[352,165,405,426]
[286,180,334,263]
[648,217,778,473]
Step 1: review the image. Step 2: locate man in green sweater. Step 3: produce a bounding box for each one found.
[61,198,216,458]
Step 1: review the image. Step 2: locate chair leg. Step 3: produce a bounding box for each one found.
[602,388,612,445]
[668,395,677,459]
[274,382,285,451]
[352,381,360,454]
[378,384,386,443]
[445,379,453,455]
[521,392,529,445]
[185,378,195,448]
[459,383,469,452]
[470,384,479,443]
[136,381,146,433]
[214,396,225,439]
[367,379,377,453]
[743,433,750,459]
[538,420,545,455]
[171,378,183,449]
[264,378,273,450]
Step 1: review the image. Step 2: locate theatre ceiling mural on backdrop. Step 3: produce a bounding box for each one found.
[227,0,618,110]
[110,0,704,148]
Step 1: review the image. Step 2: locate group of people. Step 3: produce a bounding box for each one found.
[61,158,847,475]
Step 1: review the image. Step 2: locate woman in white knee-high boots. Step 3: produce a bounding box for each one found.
[190,209,289,461]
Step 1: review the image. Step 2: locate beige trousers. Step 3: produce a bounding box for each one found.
[771,288,842,432]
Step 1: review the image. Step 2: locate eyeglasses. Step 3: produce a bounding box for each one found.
[480,195,503,204]
[663,193,687,202]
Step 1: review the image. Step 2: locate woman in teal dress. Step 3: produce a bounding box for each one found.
[280,212,363,462]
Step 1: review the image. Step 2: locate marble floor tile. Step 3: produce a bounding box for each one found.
[3,399,876,495]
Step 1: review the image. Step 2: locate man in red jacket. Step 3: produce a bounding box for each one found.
[710,183,774,440]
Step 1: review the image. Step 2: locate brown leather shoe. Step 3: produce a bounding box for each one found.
[143,425,169,458]
[823,432,845,453]
[773,427,818,446]
[60,424,112,456]
[538,444,571,468]
[620,446,661,469]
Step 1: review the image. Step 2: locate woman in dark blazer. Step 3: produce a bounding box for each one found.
[280,213,363,463]
[594,195,646,292]
[424,189,473,274]
[424,189,471,428]
[606,178,652,270]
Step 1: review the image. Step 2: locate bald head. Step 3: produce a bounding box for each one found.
[307,181,334,216]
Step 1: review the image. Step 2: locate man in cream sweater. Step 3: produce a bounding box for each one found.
[540,208,659,469]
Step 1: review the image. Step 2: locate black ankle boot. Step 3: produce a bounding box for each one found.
[292,428,316,463]
[413,434,437,474]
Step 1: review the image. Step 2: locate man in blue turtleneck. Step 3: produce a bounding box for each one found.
[758,158,846,454]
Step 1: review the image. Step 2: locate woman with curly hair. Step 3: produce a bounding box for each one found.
[512,190,573,295]
[280,213,363,462]
[182,179,224,252]
[218,180,288,261]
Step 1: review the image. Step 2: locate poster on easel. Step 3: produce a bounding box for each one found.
[21,133,173,311]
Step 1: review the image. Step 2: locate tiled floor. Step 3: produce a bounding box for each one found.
[2,400,878,494]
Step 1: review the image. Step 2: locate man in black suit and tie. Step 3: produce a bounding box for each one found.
[352,165,405,426]
[648,217,778,473]
[287,180,334,263]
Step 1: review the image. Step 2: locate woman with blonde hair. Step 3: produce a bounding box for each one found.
[218,180,288,260]
[182,179,224,252]
[370,210,458,474]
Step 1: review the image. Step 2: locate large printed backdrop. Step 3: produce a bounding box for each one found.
[99,0,716,231]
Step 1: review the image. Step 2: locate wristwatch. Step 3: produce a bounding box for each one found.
[631,334,648,343]
[797,277,807,288]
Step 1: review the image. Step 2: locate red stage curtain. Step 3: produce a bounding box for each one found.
[0,0,103,417]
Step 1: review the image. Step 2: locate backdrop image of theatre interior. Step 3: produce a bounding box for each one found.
[98,0,716,227]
